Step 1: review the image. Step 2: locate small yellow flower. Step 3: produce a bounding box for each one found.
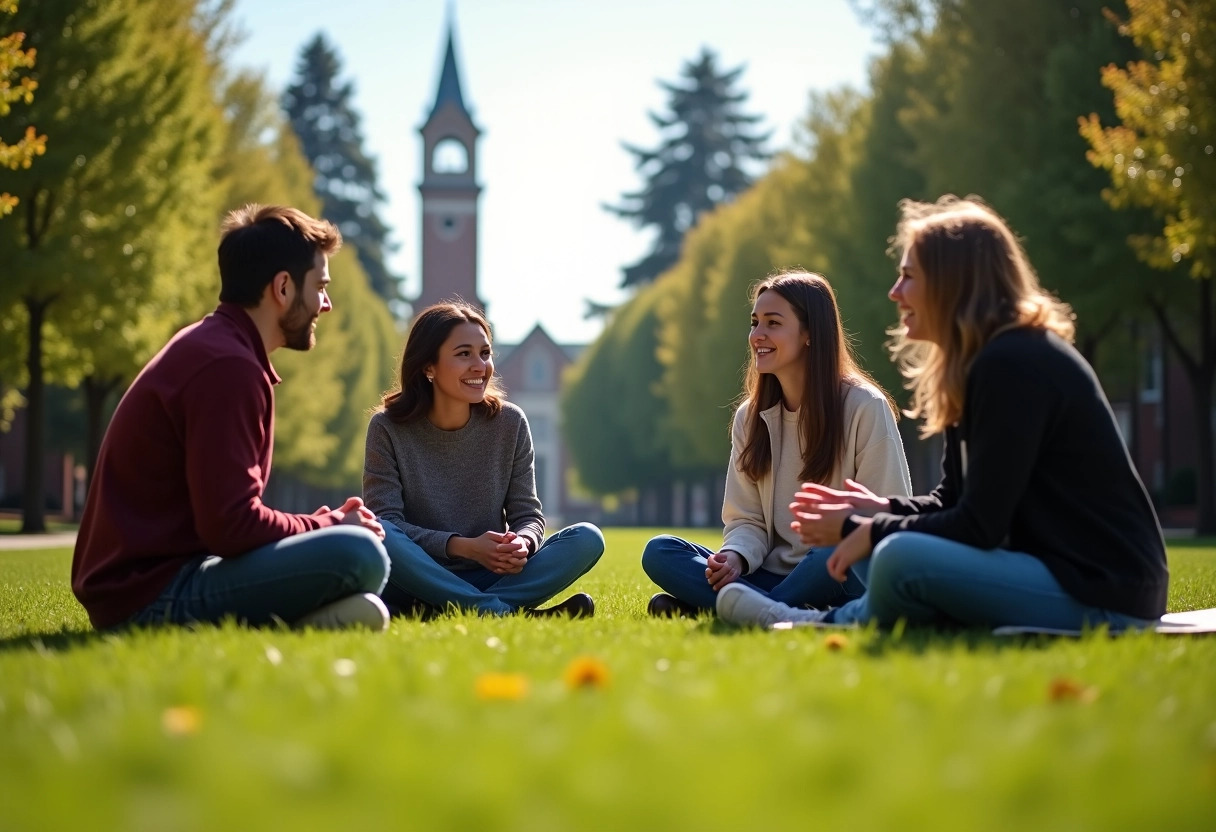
[475,672,529,701]
[1047,676,1098,704]
[822,633,850,651]
[564,656,611,690]
[161,705,202,736]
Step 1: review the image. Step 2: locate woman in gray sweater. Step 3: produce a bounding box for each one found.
[363,302,604,618]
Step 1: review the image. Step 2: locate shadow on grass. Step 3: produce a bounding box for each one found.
[700,616,1120,657]
[1165,537,1216,550]
[0,626,109,655]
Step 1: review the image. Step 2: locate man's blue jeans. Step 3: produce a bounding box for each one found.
[641,534,864,611]
[380,522,605,615]
[827,531,1157,630]
[126,525,390,627]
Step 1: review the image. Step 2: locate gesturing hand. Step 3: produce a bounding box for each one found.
[790,479,890,546]
[825,520,874,582]
[452,531,529,575]
[328,496,385,540]
[705,550,744,591]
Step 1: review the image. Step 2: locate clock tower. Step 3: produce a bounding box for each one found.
[417,22,483,312]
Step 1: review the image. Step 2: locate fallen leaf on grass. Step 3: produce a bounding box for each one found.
[475,672,529,701]
[823,634,849,651]
[161,706,202,736]
[564,656,611,690]
[1047,677,1099,704]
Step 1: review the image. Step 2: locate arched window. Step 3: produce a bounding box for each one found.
[432,137,468,174]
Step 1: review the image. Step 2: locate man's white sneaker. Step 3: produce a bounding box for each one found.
[294,593,390,632]
[716,583,829,629]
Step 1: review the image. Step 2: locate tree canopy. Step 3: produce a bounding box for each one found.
[1082,0,1216,530]
[0,0,45,217]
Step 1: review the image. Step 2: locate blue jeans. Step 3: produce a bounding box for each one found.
[641,534,865,611]
[381,522,605,615]
[827,531,1157,630]
[126,526,390,627]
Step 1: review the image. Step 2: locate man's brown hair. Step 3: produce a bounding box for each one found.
[217,204,342,307]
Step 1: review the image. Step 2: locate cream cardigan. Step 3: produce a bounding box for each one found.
[722,382,912,575]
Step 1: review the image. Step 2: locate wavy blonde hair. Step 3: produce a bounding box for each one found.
[889,196,1075,436]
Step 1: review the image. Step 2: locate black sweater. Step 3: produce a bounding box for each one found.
[869,328,1168,619]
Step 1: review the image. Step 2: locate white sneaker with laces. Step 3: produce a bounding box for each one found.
[294,593,390,632]
[716,583,830,629]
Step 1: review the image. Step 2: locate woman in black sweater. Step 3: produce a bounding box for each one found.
[718,196,1168,630]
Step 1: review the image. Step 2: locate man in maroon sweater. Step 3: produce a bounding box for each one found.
[71,205,390,631]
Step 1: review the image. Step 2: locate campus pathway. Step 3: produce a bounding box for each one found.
[0,532,77,551]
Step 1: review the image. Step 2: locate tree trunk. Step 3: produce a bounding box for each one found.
[83,376,119,492]
[20,297,50,533]
[1155,280,1216,534]
[1191,376,1216,533]
[1194,279,1216,534]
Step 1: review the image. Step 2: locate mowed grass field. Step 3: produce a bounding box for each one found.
[2,529,1215,832]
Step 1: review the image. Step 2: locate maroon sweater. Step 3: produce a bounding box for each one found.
[71,303,337,628]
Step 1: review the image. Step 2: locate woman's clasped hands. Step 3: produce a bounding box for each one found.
[450,530,530,574]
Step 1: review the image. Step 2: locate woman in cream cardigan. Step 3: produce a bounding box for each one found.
[641,271,911,617]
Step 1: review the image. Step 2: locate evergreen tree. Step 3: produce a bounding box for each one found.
[282,33,401,307]
[606,47,771,288]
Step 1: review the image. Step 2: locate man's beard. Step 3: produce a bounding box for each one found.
[280,294,317,351]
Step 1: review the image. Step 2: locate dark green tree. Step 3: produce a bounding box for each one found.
[606,47,771,288]
[282,33,401,306]
[562,284,676,508]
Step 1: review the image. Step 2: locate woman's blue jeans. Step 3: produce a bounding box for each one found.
[381,522,605,615]
[641,534,865,611]
[125,525,390,627]
[827,531,1157,630]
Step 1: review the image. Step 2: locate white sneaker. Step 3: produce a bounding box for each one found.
[716,583,829,629]
[294,593,389,632]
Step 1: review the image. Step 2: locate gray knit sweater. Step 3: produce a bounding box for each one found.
[362,402,545,571]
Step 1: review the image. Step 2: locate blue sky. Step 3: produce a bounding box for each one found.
[229,0,879,343]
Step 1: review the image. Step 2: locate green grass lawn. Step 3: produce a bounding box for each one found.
[0,516,78,534]
[2,529,1214,831]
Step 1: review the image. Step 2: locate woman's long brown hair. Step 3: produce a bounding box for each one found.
[737,272,896,483]
[380,301,505,423]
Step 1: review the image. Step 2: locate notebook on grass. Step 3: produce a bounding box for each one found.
[992,608,1216,637]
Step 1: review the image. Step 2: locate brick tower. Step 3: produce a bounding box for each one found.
[416,21,484,312]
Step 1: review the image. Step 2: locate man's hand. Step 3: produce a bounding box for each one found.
[825,519,874,582]
[705,549,744,591]
[449,531,528,575]
[328,496,385,539]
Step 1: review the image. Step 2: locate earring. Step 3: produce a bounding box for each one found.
[426,374,434,383]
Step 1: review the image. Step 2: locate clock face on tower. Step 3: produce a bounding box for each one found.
[435,214,463,241]
[432,137,469,174]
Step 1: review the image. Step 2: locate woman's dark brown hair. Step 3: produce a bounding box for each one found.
[737,272,896,483]
[380,301,505,422]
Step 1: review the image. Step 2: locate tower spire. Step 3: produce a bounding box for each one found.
[429,14,468,119]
